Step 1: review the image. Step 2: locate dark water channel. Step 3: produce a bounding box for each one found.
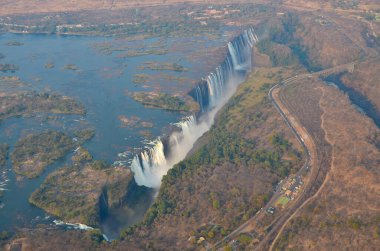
[324,73,380,128]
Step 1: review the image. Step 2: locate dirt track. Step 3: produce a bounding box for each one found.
[211,63,355,250]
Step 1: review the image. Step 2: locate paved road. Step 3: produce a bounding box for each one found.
[209,63,355,251]
[255,64,359,251]
[210,74,312,251]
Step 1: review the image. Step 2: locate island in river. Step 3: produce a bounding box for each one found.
[0,24,230,239]
[11,130,94,178]
[129,91,200,113]
[29,147,133,227]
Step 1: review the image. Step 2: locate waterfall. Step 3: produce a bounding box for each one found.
[131,27,259,188]
[131,115,208,188]
[131,139,168,188]
[190,27,259,111]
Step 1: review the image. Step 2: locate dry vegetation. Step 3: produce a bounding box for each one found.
[0,91,85,121]
[11,131,75,178]
[116,65,305,250]
[274,81,380,250]
[130,92,200,113]
[0,0,267,16]
[280,79,332,189]
[294,15,364,68]
[2,1,380,250]
[3,229,108,251]
[29,148,134,227]
[2,65,306,251]
[283,0,380,11]
[340,58,380,111]
[0,1,274,37]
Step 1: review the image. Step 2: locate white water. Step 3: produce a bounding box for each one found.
[131,28,259,188]
[53,220,94,231]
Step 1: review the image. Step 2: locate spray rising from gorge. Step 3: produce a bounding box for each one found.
[131,28,259,188]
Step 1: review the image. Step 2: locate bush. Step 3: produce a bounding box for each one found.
[224,245,233,251]
[91,160,108,170]
[238,234,252,245]
[207,231,215,239]
[0,231,10,240]
[88,229,104,243]
[212,199,220,210]
[347,217,362,230]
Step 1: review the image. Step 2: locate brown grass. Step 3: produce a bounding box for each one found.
[273,80,380,251]
[0,0,264,16]
[341,58,380,111]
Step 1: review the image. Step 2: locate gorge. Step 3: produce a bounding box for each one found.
[131,28,259,189]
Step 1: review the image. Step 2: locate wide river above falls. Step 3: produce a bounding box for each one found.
[0,31,231,238]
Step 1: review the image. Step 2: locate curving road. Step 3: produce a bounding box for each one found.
[210,62,356,251]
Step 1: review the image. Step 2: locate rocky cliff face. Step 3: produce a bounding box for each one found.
[29,148,134,227]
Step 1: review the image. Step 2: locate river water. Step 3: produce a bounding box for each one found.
[0,32,230,238]
[324,73,380,128]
